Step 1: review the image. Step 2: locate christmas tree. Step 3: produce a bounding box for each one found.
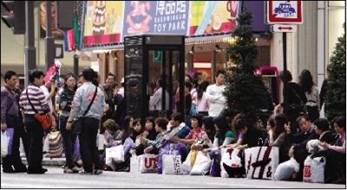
[325,23,346,121]
[223,9,273,122]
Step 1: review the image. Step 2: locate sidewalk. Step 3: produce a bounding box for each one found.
[21,155,65,167]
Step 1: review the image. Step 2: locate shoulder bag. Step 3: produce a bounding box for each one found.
[26,88,52,130]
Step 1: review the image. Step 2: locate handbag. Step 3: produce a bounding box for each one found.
[26,89,52,130]
[48,130,64,158]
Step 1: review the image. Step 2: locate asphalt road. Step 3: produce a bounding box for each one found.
[1,166,345,189]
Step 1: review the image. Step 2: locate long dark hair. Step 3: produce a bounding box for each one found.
[202,116,215,141]
[299,69,314,94]
[63,73,77,91]
[122,115,133,142]
[145,116,157,140]
[197,81,210,100]
[213,116,230,140]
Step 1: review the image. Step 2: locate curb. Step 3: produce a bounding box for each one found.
[21,156,65,167]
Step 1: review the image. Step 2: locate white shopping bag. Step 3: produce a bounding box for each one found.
[303,156,325,183]
[162,154,183,175]
[130,154,140,175]
[220,148,243,178]
[244,146,279,180]
[97,134,106,151]
[190,151,212,175]
[1,131,9,157]
[105,145,125,164]
[181,150,198,174]
[138,154,158,173]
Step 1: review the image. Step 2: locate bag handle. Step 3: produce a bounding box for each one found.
[26,88,38,114]
[82,86,98,117]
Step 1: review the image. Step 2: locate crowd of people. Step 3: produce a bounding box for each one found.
[1,68,345,184]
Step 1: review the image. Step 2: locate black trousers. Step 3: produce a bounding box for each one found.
[24,115,44,171]
[2,115,28,171]
[79,117,101,172]
[59,116,77,168]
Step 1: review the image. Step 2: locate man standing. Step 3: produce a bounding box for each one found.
[66,68,105,175]
[19,70,52,174]
[102,73,116,120]
[206,70,227,118]
[1,71,27,173]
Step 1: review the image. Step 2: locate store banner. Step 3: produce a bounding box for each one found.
[82,1,241,49]
[123,1,189,37]
[188,1,239,36]
[83,1,125,47]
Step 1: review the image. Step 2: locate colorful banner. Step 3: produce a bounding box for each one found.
[83,1,124,47]
[123,1,189,37]
[82,1,241,48]
[188,1,239,36]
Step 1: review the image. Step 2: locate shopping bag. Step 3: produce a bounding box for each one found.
[244,146,279,179]
[190,151,212,175]
[162,154,183,175]
[220,148,244,178]
[273,157,300,181]
[303,156,325,183]
[181,150,198,174]
[1,131,9,157]
[138,154,158,173]
[48,130,64,158]
[97,133,106,151]
[105,145,124,163]
[130,154,140,174]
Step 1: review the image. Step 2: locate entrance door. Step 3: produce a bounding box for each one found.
[147,49,184,118]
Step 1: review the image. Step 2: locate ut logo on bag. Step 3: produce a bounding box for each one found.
[303,165,311,178]
[144,157,157,168]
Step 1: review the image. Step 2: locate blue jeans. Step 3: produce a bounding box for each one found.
[59,116,77,168]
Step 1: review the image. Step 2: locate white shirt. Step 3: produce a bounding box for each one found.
[40,85,53,113]
[206,84,226,117]
[149,87,169,111]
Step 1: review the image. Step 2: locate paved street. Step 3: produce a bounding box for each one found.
[1,166,345,189]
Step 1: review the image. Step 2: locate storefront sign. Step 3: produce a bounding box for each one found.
[267,0,303,24]
[123,1,189,36]
[82,1,240,48]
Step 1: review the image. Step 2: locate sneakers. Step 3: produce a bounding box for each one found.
[79,169,103,175]
[94,169,103,175]
[63,166,82,173]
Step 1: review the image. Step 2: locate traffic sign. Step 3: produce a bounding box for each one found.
[271,24,297,33]
[267,0,303,24]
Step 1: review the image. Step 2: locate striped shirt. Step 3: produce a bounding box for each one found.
[19,84,50,115]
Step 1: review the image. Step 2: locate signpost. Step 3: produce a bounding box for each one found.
[267,0,303,71]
